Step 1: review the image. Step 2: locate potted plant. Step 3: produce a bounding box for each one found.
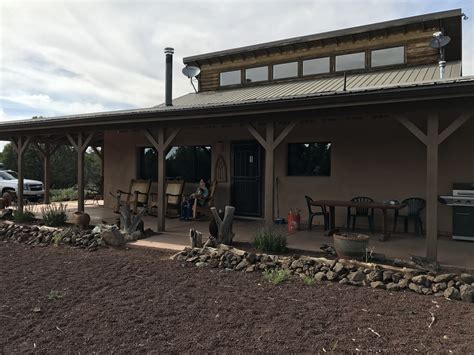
[333,232,369,259]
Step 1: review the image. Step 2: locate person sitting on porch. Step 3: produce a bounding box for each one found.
[180,179,209,220]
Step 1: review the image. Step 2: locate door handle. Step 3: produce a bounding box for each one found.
[455,212,470,216]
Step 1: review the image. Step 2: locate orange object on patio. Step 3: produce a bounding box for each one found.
[287,212,300,232]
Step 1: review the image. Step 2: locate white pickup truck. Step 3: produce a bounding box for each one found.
[0,170,45,201]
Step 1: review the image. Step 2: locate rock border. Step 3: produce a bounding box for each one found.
[172,245,474,303]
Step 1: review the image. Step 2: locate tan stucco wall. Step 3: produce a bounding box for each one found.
[103,115,474,235]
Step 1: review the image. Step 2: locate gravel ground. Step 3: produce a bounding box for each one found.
[1,242,473,353]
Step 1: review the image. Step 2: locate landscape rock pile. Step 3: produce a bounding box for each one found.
[173,245,474,303]
[0,222,105,251]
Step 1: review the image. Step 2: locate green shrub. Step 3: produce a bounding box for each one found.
[254,226,287,253]
[263,269,291,285]
[47,290,64,300]
[302,275,316,286]
[42,203,68,227]
[50,188,77,202]
[13,210,35,224]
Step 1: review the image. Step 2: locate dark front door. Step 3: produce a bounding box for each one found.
[231,141,262,217]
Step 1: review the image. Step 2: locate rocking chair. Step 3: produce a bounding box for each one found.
[113,179,151,214]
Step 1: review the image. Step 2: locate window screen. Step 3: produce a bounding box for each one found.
[371,46,405,67]
[335,52,365,71]
[220,70,241,86]
[303,57,330,75]
[273,62,298,79]
[245,66,268,83]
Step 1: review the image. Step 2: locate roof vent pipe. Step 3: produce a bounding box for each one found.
[164,47,174,106]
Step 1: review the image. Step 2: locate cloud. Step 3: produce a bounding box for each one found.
[1,0,473,124]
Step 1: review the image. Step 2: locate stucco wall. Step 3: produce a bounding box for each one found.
[103,115,474,235]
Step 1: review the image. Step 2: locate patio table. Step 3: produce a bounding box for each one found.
[311,200,406,241]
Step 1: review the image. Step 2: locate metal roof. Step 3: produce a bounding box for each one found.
[183,9,462,64]
[163,62,463,109]
[1,62,471,131]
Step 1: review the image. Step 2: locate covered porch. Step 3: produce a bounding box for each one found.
[59,202,474,270]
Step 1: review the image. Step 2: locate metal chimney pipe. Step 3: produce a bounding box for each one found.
[164,47,174,106]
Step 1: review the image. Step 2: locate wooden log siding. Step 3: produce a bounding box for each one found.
[198,29,440,92]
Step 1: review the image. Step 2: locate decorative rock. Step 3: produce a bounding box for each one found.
[339,278,349,285]
[367,270,382,282]
[348,271,366,283]
[246,253,257,264]
[432,282,447,293]
[447,280,455,288]
[195,262,207,268]
[101,230,125,247]
[245,265,256,273]
[370,281,386,290]
[460,273,474,285]
[411,275,431,287]
[291,259,305,269]
[326,271,338,281]
[314,272,326,282]
[391,273,402,283]
[433,274,454,283]
[459,285,474,303]
[333,262,345,274]
[382,270,394,282]
[386,282,400,292]
[235,260,248,271]
[408,283,422,294]
[444,287,461,300]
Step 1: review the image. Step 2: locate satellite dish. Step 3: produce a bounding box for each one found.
[429,32,451,48]
[182,65,201,78]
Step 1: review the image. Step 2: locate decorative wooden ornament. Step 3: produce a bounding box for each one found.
[215,155,227,183]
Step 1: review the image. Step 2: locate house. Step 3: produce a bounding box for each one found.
[1,9,473,262]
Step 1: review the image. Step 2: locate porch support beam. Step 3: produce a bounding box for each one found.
[396,116,427,145]
[144,128,181,232]
[10,136,32,213]
[438,113,472,144]
[246,121,298,223]
[426,114,439,261]
[67,133,94,212]
[36,143,59,204]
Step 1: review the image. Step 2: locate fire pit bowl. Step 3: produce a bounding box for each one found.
[333,232,370,259]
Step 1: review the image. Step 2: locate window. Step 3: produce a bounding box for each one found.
[220,70,241,86]
[303,57,330,76]
[335,52,365,71]
[273,62,298,79]
[245,66,268,83]
[287,142,331,176]
[138,146,211,182]
[371,46,405,67]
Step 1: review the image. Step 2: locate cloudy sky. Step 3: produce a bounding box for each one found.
[1,0,473,128]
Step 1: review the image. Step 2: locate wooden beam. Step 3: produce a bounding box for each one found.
[10,136,32,212]
[143,129,160,151]
[273,121,298,148]
[91,146,103,160]
[396,115,427,146]
[163,128,181,150]
[246,123,268,149]
[438,112,473,145]
[264,122,275,224]
[426,114,439,261]
[35,143,57,204]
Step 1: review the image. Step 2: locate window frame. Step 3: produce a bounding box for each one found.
[335,52,366,72]
[244,65,269,83]
[272,61,299,80]
[219,69,242,87]
[370,45,406,68]
[302,56,331,76]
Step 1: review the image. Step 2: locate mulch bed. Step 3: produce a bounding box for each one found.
[1,242,473,353]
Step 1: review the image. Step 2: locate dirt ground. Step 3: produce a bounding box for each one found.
[1,242,473,354]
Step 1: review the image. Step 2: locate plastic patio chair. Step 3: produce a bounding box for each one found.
[304,196,328,230]
[347,196,375,233]
[393,197,426,235]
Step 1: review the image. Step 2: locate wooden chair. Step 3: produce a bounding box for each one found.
[193,181,218,219]
[114,179,151,214]
[165,180,185,217]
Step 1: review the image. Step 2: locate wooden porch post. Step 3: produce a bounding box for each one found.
[396,112,473,261]
[36,143,59,204]
[426,114,439,260]
[246,121,298,224]
[67,133,94,212]
[10,136,31,213]
[144,128,180,232]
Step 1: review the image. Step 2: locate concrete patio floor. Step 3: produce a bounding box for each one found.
[28,201,474,270]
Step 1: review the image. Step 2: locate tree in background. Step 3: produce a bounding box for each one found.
[1,143,102,191]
